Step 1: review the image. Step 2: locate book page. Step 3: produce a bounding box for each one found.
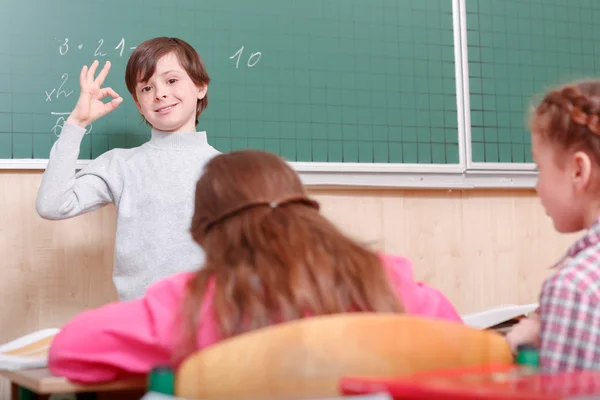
[0,328,59,370]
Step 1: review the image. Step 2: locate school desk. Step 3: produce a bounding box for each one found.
[0,368,146,400]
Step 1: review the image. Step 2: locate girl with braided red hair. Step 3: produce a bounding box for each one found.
[507,81,600,371]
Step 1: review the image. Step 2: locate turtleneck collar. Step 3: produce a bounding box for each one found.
[147,129,208,150]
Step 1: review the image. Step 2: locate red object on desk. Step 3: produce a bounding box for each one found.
[339,364,600,399]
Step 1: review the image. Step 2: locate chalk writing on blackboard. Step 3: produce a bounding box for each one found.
[230,46,262,68]
[50,112,93,137]
[45,73,73,102]
[55,37,137,57]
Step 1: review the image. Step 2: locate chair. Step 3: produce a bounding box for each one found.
[175,313,512,399]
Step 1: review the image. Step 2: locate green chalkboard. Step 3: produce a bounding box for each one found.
[466,0,600,164]
[0,0,459,164]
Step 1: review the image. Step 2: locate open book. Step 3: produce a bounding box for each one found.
[462,304,538,332]
[0,328,59,370]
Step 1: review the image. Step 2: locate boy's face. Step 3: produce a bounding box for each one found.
[134,52,207,133]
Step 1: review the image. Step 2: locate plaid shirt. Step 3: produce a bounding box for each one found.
[540,217,600,372]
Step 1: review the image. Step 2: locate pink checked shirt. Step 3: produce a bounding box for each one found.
[48,254,462,383]
[540,217,600,372]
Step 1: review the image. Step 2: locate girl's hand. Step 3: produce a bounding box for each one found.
[505,313,541,353]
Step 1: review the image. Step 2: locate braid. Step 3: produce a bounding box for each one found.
[531,80,600,167]
[539,86,600,135]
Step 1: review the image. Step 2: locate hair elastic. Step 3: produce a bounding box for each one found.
[203,195,320,234]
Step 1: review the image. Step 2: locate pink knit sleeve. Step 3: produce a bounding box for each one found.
[48,272,194,383]
[381,254,463,323]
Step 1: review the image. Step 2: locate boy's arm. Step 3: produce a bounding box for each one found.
[35,123,121,220]
[36,60,123,220]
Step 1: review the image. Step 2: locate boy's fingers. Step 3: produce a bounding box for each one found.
[79,65,88,87]
[104,97,123,113]
[97,87,120,100]
[87,60,100,83]
[95,61,111,87]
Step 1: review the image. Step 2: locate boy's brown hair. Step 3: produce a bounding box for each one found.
[176,150,403,359]
[530,80,600,165]
[125,37,210,126]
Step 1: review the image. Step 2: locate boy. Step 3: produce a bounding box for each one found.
[36,37,220,301]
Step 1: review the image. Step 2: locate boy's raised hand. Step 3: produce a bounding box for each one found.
[66,60,123,128]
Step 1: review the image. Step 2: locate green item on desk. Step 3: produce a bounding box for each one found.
[18,386,37,400]
[516,344,539,368]
[148,366,175,395]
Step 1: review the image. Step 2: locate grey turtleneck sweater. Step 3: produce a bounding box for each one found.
[36,122,221,301]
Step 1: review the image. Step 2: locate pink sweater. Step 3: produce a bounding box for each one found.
[48,254,462,383]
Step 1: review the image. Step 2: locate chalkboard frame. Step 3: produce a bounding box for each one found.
[1,0,543,189]
[460,0,561,184]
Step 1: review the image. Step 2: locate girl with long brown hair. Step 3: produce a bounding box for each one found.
[48,150,461,383]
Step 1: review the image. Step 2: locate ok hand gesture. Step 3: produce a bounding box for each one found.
[66,60,123,128]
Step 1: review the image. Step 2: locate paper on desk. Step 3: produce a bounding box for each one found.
[461,304,538,329]
[0,328,59,370]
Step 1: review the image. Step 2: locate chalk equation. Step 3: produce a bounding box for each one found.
[45,73,73,102]
[55,37,137,57]
[54,38,263,69]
